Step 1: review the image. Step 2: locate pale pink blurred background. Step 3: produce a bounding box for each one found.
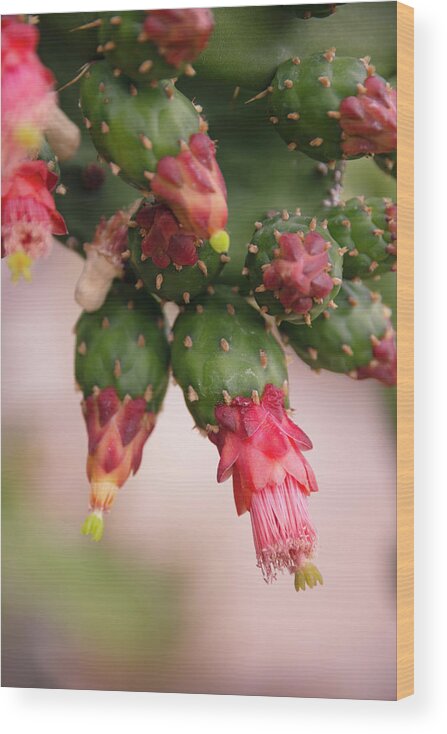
[2,245,396,699]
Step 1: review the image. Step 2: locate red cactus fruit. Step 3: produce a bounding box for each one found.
[135,203,199,269]
[262,231,334,315]
[339,75,397,157]
[143,8,214,68]
[82,387,155,536]
[1,159,67,281]
[151,132,229,253]
[209,384,320,584]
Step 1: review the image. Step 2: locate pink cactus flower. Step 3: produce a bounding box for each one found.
[339,75,397,157]
[151,133,229,253]
[209,384,321,585]
[136,203,199,269]
[1,159,67,281]
[1,16,57,176]
[263,230,334,315]
[357,324,397,386]
[81,387,155,541]
[143,8,214,68]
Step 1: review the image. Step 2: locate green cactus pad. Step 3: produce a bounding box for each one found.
[75,282,170,412]
[280,280,393,378]
[269,52,377,161]
[325,196,397,279]
[171,286,288,429]
[244,210,343,325]
[80,61,200,191]
[129,238,225,306]
[98,11,192,84]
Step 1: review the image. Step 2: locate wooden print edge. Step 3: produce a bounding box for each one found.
[396,0,414,701]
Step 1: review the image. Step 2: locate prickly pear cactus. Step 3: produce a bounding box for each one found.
[269,50,396,162]
[128,201,226,304]
[75,282,170,539]
[98,9,214,83]
[3,5,398,590]
[171,286,288,429]
[80,61,201,191]
[280,280,396,386]
[244,210,343,325]
[325,196,397,279]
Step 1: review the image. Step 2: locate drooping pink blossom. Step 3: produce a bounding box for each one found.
[1,16,57,176]
[339,75,397,157]
[1,159,67,281]
[143,8,214,68]
[209,384,320,584]
[263,230,334,315]
[151,133,229,251]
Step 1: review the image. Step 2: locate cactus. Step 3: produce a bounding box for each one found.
[280,280,396,386]
[128,201,226,304]
[244,210,342,325]
[80,61,229,247]
[3,6,398,590]
[75,282,170,540]
[98,9,214,84]
[325,196,397,279]
[171,286,321,586]
[80,61,201,191]
[269,50,396,162]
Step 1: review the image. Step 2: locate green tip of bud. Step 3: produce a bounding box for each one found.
[209,230,230,253]
[81,510,104,542]
[294,562,323,591]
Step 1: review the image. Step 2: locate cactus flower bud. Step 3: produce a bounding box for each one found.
[356,324,397,386]
[81,387,155,541]
[135,202,198,268]
[76,283,170,540]
[1,159,67,282]
[151,133,229,252]
[143,8,214,68]
[209,384,320,585]
[263,231,334,315]
[1,16,57,176]
[339,76,397,157]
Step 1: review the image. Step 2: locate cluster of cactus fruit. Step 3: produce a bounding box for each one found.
[2,6,397,591]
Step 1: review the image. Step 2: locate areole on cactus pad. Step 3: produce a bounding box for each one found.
[75,282,170,540]
[244,209,343,325]
[268,50,396,162]
[171,286,322,587]
[280,280,397,386]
